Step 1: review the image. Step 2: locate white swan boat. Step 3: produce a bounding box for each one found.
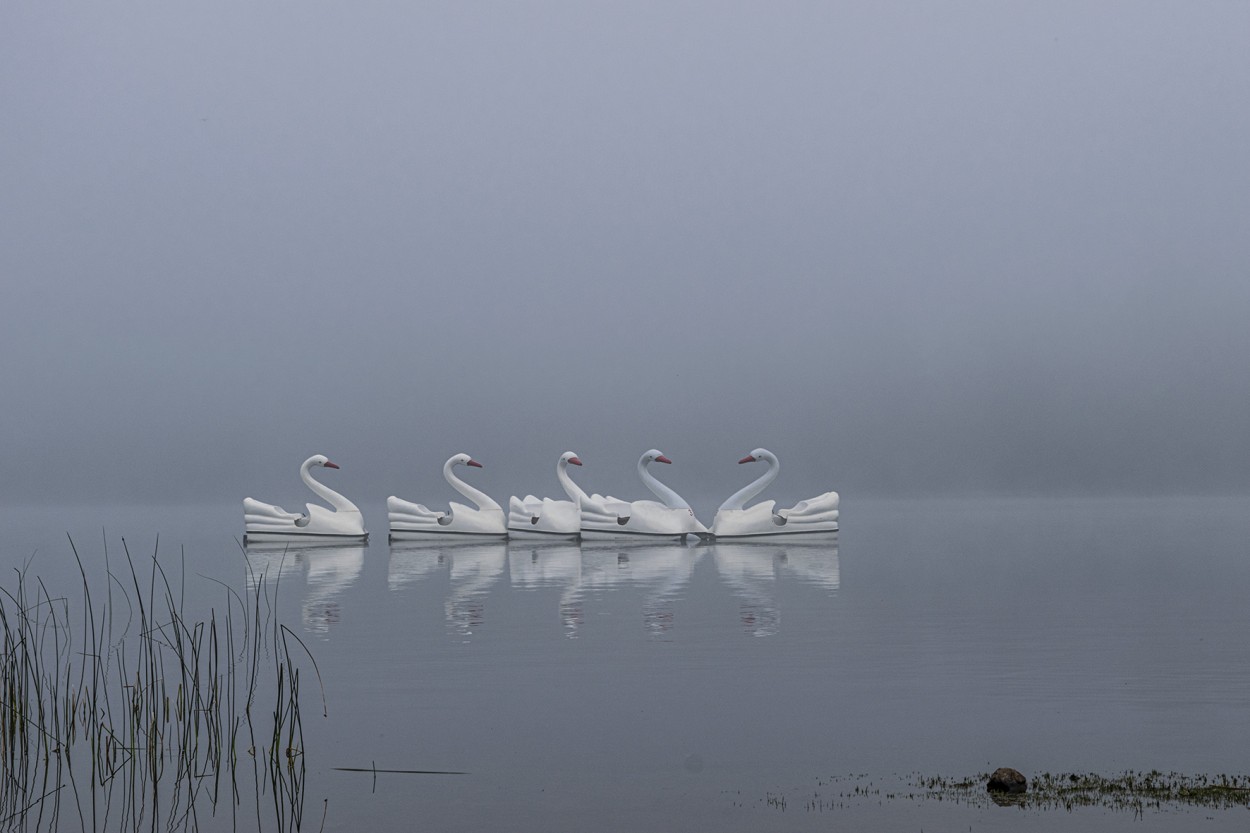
[709,448,839,538]
[388,453,508,540]
[243,455,368,542]
[578,449,708,541]
[507,451,583,539]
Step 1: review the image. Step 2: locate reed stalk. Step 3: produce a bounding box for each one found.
[0,536,314,832]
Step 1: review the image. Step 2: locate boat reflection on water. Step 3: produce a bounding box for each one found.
[709,539,839,637]
[506,541,583,635]
[776,542,840,591]
[379,538,839,638]
[386,543,449,591]
[244,540,365,635]
[579,541,701,637]
[389,541,508,637]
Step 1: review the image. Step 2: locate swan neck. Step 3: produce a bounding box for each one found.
[718,456,779,512]
[638,458,690,509]
[557,458,592,505]
[302,461,360,514]
[445,459,501,512]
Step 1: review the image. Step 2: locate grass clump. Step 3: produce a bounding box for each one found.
[917,769,1250,814]
[0,536,318,832]
[755,770,1250,817]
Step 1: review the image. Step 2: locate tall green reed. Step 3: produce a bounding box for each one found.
[0,536,318,832]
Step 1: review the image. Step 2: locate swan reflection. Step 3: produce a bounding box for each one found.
[507,541,583,634]
[777,543,841,591]
[382,539,837,637]
[710,543,782,637]
[387,544,449,590]
[245,541,364,635]
[507,541,583,588]
[710,541,839,637]
[579,541,701,637]
[389,541,508,637]
[710,541,840,590]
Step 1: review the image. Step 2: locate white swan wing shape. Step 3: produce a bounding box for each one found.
[244,455,368,541]
[243,497,305,525]
[777,491,841,524]
[578,450,708,540]
[711,449,838,538]
[387,496,447,526]
[389,453,507,538]
[507,452,583,538]
[578,493,632,528]
[508,495,581,536]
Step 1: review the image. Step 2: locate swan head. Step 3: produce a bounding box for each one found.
[640,449,672,465]
[738,448,776,466]
[560,451,583,467]
[449,453,483,469]
[305,454,340,470]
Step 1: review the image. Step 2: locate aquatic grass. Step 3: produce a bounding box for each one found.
[0,535,316,832]
[916,769,1250,814]
[753,770,1250,817]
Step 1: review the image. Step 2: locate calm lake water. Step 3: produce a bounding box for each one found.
[3,495,1249,831]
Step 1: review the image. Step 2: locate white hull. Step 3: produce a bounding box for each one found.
[244,530,369,544]
[389,529,507,542]
[706,526,837,541]
[504,526,581,541]
[579,527,689,543]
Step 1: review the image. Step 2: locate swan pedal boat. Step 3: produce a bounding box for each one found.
[576,450,709,542]
[707,449,839,540]
[243,455,368,543]
[507,452,584,540]
[389,453,508,541]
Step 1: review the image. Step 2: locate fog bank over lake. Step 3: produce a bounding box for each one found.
[3,2,1248,508]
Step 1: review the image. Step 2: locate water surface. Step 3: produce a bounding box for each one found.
[3,495,1248,831]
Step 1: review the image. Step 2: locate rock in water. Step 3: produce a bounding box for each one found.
[987,767,1028,794]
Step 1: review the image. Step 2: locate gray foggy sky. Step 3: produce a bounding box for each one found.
[2,2,1249,519]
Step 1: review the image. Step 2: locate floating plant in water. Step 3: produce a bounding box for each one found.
[0,536,319,831]
[749,769,1250,817]
[916,770,1250,814]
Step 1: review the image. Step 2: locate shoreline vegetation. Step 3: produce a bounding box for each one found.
[923,770,1250,813]
[0,536,316,831]
[753,770,1250,816]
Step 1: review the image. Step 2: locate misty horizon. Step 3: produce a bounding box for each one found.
[3,3,1248,512]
